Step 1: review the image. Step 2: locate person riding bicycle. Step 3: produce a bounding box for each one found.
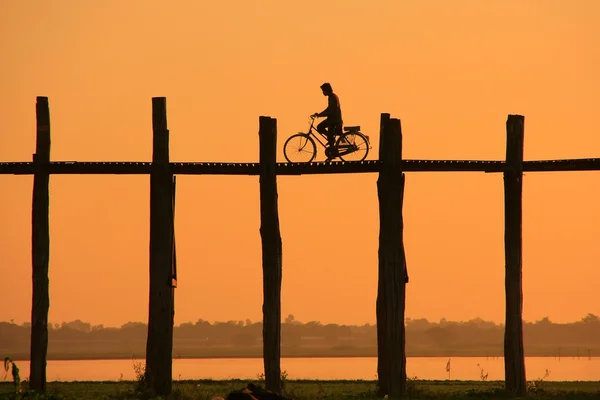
[311,82,343,159]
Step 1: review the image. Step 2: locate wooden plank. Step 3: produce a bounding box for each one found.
[259,116,283,393]
[376,116,407,399]
[6,158,600,175]
[503,114,526,395]
[30,96,51,393]
[145,97,174,396]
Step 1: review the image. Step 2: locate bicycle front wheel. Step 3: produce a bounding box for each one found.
[336,132,370,161]
[283,134,317,163]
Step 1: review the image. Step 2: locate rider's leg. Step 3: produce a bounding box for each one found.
[326,120,336,148]
[317,118,335,145]
[324,123,338,162]
[326,133,335,148]
[316,119,328,135]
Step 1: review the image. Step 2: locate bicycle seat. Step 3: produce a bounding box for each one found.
[343,126,360,132]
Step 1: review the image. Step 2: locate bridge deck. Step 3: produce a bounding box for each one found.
[1,158,600,175]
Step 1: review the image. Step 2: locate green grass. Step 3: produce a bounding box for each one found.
[1,380,599,399]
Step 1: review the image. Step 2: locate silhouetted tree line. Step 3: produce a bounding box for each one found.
[2,314,599,359]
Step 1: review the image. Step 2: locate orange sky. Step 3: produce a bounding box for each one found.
[1,1,599,328]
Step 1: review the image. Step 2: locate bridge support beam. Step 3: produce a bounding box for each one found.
[376,114,408,399]
[259,116,283,393]
[145,97,175,396]
[30,96,51,393]
[503,114,526,395]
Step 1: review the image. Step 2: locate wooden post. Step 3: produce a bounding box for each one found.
[376,116,407,399]
[376,112,390,395]
[259,116,282,393]
[171,176,177,289]
[30,96,51,393]
[503,114,526,395]
[145,97,174,396]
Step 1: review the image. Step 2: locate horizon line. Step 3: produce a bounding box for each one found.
[3,313,598,329]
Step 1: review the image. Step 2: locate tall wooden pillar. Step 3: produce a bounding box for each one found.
[145,97,175,396]
[503,114,526,395]
[258,116,282,393]
[171,176,178,289]
[376,116,407,399]
[376,112,390,394]
[30,96,51,393]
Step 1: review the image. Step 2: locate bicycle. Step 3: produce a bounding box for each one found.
[283,115,371,163]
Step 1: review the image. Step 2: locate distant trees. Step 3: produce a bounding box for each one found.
[581,313,599,323]
[536,317,552,325]
[1,314,599,359]
[284,314,295,324]
[62,319,91,332]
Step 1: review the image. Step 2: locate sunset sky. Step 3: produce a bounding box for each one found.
[1,1,599,329]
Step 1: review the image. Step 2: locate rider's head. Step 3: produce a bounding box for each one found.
[320,82,333,95]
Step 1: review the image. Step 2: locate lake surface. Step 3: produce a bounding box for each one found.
[11,357,600,382]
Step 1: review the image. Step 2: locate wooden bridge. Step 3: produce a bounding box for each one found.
[3,96,598,399]
[3,158,600,175]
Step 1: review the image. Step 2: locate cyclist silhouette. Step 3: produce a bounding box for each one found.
[311,82,343,160]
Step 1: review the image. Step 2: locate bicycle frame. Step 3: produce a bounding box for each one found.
[302,116,365,157]
[303,116,330,148]
[284,115,370,163]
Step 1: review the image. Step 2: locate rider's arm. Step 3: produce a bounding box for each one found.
[317,95,335,117]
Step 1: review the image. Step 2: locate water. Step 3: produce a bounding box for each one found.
[9,357,599,382]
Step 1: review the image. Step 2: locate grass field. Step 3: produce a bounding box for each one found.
[1,379,599,399]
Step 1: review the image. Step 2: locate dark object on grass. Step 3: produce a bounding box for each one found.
[226,383,293,400]
[226,393,256,400]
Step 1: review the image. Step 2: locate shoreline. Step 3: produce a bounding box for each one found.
[6,343,597,362]
[6,353,589,362]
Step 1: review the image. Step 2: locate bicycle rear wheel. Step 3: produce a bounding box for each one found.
[283,134,317,163]
[336,132,369,161]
